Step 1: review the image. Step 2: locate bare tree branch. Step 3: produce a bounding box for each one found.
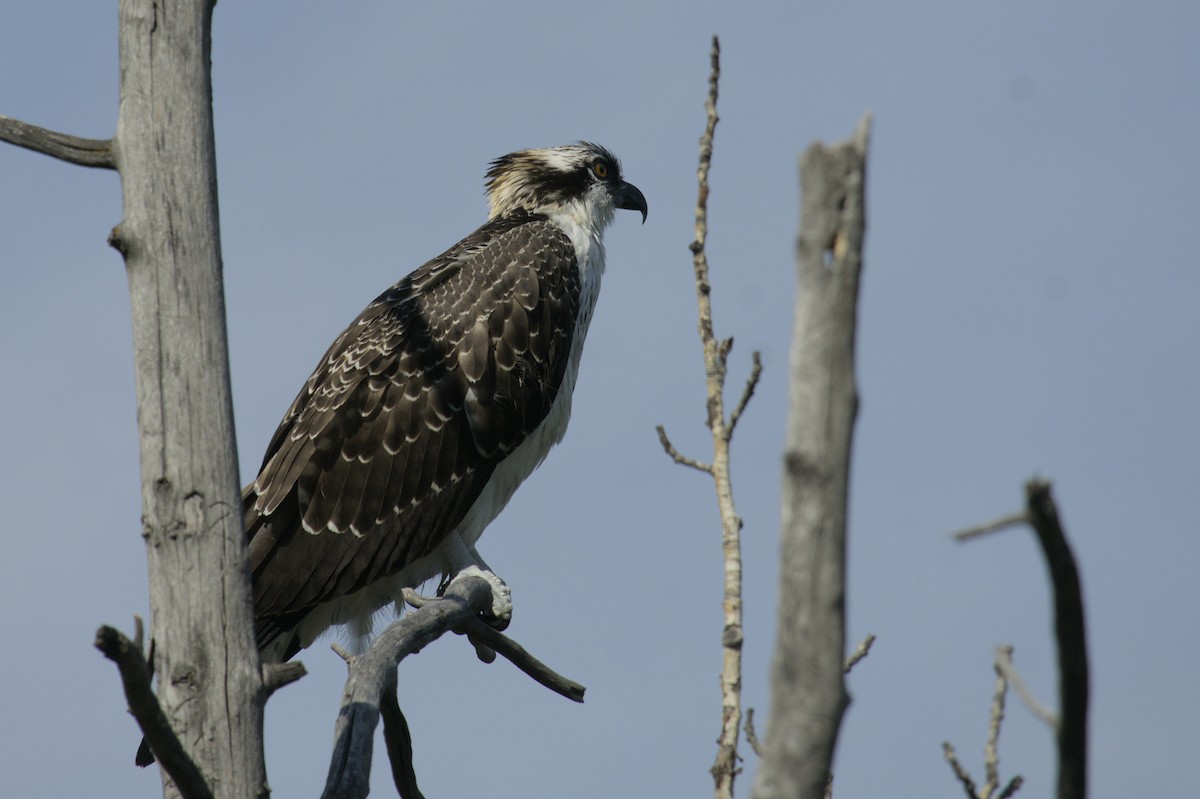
[654,36,760,799]
[655,425,714,474]
[844,634,876,674]
[943,742,980,799]
[381,672,425,799]
[262,661,308,697]
[994,645,1058,729]
[984,647,1011,794]
[1025,480,1089,799]
[940,647,1025,799]
[0,114,115,169]
[751,114,871,799]
[460,620,587,702]
[954,512,1030,542]
[322,576,585,799]
[957,479,1089,799]
[727,351,763,439]
[743,709,763,758]
[95,625,212,799]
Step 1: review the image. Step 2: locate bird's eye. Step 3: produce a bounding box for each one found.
[592,160,609,179]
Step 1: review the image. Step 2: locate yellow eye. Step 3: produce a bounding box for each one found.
[592,160,609,179]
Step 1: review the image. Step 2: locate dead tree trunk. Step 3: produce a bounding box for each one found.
[751,115,871,799]
[110,1,265,795]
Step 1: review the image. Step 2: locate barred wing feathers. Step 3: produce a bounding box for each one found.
[245,214,579,649]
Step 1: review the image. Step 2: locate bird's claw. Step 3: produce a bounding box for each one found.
[453,566,512,630]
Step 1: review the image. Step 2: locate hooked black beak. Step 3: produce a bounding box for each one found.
[613,180,648,223]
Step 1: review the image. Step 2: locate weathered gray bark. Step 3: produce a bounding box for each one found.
[110,1,265,796]
[751,115,871,799]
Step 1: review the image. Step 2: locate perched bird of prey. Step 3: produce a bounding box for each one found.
[136,142,643,766]
[247,141,645,664]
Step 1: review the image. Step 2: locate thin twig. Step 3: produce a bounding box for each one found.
[0,114,115,169]
[743,708,763,757]
[726,351,763,439]
[984,647,1011,795]
[95,625,213,799]
[994,645,1058,728]
[844,633,876,674]
[655,425,713,474]
[262,661,307,697]
[943,742,980,799]
[954,511,1030,541]
[998,776,1025,799]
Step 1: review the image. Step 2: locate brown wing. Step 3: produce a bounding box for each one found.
[246,215,579,652]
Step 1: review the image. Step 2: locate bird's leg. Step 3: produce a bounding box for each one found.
[440,533,513,630]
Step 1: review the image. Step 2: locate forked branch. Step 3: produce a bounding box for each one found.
[654,36,760,799]
[322,576,585,799]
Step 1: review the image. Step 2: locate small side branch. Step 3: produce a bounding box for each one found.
[655,425,713,474]
[726,351,763,439]
[940,647,1025,799]
[844,633,876,674]
[95,624,212,799]
[994,645,1058,728]
[262,661,308,697]
[0,114,115,169]
[943,742,980,799]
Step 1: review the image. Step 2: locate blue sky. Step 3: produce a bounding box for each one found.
[2,2,1197,796]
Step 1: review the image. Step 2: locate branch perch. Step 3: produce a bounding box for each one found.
[0,114,114,169]
[322,576,585,799]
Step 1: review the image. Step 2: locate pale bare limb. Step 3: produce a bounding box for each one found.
[727,351,763,439]
[655,36,754,799]
[744,708,763,758]
[940,650,1025,799]
[751,114,872,799]
[995,645,1058,728]
[655,425,714,474]
[843,633,876,674]
[954,512,1030,542]
[984,647,1011,795]
[262,661,308,697]
[0,114,114,168]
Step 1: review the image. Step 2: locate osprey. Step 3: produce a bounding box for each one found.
[136,141,644,766]
[246,141,645,662]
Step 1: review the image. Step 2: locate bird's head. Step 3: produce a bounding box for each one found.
[485,142,647,229]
